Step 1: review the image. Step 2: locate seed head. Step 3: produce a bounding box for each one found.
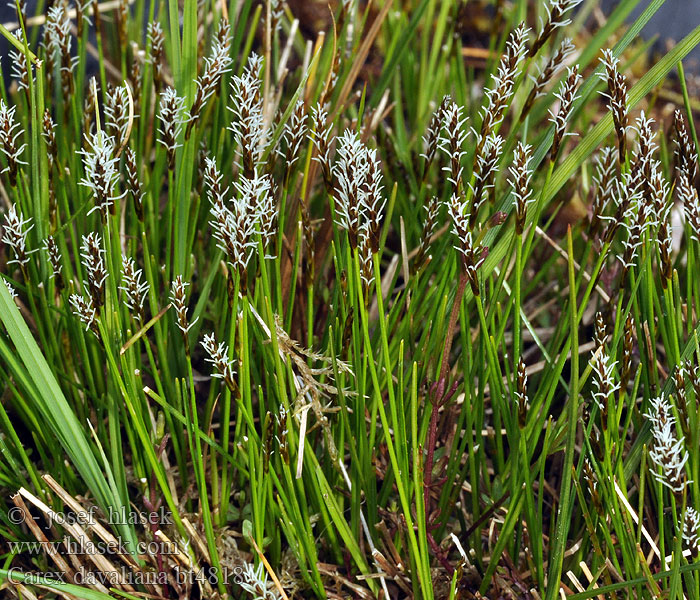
[632,113,657,203]
[674,109,698,181]
[45,4,75,95]
[236,170,277,257]
[43,110,58,172]
[267,0,285,34]
[678,168,700,242]
[593,312,607,349]
[413,195,441,273]
[422,95,451,175]
[209,171,271,278]
[204,157,226,207]
[470,133,504,226]
[333,130,385,250]
[589,147,617,237]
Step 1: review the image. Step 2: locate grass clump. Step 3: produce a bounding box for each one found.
[2,0,700,598]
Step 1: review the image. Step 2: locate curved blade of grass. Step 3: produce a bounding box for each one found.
[0,284,138,553]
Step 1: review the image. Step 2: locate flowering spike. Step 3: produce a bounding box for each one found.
[188,23,232,135]
[2,204,33,267]
[70,293,99,335]
[549,65,581,160]
[599,49,629,164]
[158,87,188,171]
[79,130,123,219]
[120,256,149,321]
[645,393,691,493]
[201,332,236,389]
[80,232,107,309]
[0,100,27,187]
[530,0,583,57]
[510,142,534,235]
[228,53,267,176]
